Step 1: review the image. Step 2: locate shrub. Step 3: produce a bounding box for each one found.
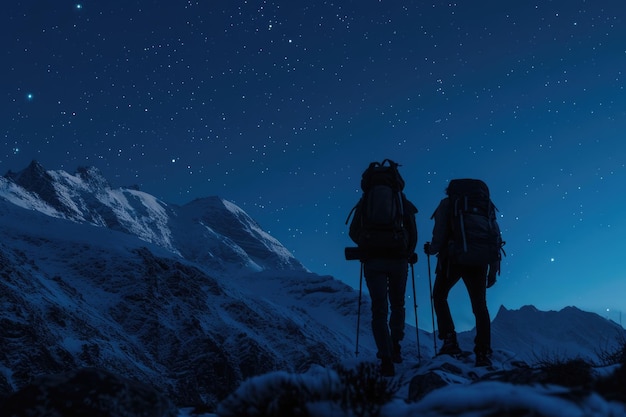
[334,362,401,417]
[596,334,626,367]
[216,362,400,417]
[534,356,594,388]
[594,338,626,402]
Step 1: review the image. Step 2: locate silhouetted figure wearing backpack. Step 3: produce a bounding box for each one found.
[424,179,503,367]
[347,160,418,377]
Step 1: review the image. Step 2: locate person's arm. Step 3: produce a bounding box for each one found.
[348,199,363,245]
[403,196,418,255]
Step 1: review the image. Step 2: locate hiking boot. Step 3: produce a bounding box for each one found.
[380,357,395,377]
[392,341,402,364]
[475,351,493,367]
[437,333,462,356]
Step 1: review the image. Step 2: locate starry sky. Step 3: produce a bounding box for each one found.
[3,1,626,331]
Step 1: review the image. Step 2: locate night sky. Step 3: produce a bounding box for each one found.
[3,1,626,331]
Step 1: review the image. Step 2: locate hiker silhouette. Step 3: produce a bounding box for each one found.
[346,160,418,376]
[424,179,503,367]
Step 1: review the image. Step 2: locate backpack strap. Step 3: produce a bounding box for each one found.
[344,200,360,225]
[453,197,469,253]
[397,191,405,226]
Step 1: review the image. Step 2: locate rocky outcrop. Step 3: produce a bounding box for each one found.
[0,368,178,417]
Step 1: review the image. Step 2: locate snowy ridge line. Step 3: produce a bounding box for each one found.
[0,160,304,273]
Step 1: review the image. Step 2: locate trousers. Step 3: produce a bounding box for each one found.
[364,258,408,359]
[433,261,491,353]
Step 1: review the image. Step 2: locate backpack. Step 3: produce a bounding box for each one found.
[346,159,409,253]
[445,179,504,266]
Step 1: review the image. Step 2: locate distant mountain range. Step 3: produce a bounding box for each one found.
[0,161,623,409]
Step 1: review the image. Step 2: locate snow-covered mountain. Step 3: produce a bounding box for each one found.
[0,161,382,408]
[1,160,302,272]
[487,304,625,364]
[0,161,624,415]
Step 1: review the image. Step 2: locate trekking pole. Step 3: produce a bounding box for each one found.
[410,262,421,362]
[427,253,437,353]
[355,261,363,357]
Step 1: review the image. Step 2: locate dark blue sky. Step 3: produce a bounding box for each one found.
[3,1,626,330]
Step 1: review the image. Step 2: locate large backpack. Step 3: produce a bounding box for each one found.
[346,159,409,253]
[445,179,504,266]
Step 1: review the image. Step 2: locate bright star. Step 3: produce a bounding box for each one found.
[26,93,34,101]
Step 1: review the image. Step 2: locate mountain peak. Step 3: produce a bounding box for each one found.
[179,195,305,271]
[75,165,110,190]
[4,160,61,209]
[5,159,50,185]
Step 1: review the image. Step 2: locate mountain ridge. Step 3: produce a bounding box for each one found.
[1,160,304,273]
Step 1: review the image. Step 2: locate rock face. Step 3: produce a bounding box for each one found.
[0,368,178,417]
[0,218,366,408]
[408,371,449,402]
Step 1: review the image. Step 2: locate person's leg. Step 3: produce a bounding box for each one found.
[388,262,408,342]
[461,265,491,357]
[364,263,392,360]
[433,262,460,340]
[388,261,408,362]
[432,262,462,354]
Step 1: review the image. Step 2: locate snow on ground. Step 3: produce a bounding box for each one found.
[177,349,626,417]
